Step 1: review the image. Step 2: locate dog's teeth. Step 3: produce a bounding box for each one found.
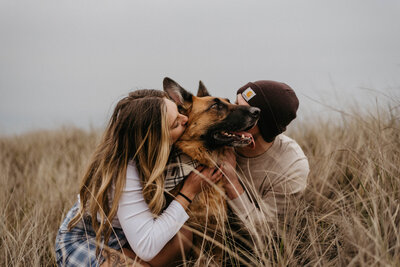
[241,134,245,138]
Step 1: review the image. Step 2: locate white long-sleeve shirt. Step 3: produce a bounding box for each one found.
[116,162,189,261]
[81,162,189,261]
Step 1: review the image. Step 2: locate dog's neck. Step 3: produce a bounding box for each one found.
[175,140,223,168]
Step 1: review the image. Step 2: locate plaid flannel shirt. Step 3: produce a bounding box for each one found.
[164,147,199,191]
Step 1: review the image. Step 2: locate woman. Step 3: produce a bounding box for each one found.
[55,89,222,266]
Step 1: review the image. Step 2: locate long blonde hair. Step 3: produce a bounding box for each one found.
[69,89,171,249]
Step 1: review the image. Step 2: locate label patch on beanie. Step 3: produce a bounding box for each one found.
[242,87,256,102]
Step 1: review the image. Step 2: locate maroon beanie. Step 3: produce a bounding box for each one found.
[237,80,299,142]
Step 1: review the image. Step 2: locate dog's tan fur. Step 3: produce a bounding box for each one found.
[177,95,234,166]
[163,77,259,261]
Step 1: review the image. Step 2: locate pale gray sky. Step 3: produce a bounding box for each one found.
[1,0,399,134]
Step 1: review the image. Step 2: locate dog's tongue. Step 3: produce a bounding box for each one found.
[234,131,255,149]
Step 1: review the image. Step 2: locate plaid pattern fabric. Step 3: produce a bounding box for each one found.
[164,147,199,191]
[55,149,197,266]
[55,202,127,267]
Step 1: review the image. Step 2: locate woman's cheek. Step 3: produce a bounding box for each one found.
[180,125,186,136]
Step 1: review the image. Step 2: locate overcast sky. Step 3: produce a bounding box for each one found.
[1,0,399,134]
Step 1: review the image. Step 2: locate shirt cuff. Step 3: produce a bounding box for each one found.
[170,199,190,224]
[227,192,255,220]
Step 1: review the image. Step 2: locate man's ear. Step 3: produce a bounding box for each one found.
[163,77,193,106]
[197,80,210,97]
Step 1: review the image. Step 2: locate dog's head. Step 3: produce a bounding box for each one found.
[163,77,260,150]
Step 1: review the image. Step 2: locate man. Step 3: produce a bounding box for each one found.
[222,80,309,231]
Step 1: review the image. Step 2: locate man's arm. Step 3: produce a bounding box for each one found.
[221,149,262,224]
[222,150,309,229]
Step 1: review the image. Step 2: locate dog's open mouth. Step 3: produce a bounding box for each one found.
[213,131,255,148]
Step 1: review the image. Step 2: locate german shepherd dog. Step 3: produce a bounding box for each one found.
[163,77,260,262]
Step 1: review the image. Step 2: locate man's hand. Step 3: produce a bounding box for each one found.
[221,148,245,200]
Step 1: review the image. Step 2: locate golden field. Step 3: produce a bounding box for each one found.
[1,99,399,266]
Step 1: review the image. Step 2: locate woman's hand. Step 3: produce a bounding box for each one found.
[178,166,223,205]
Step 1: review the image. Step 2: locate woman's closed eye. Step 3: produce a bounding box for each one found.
[173,121,179,129]
[172,114,185,129]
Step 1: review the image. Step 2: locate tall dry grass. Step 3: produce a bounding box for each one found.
[1,98,399,266]
[0,128,99,266]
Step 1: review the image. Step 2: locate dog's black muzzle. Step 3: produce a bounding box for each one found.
[203,105,260,149]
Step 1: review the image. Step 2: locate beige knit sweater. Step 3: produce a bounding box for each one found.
[229,134,309,228]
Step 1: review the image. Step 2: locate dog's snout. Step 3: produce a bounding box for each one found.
[249,107,260,118]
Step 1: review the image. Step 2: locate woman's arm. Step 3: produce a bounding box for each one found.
[117,162,221,262]
[117,163,188,261]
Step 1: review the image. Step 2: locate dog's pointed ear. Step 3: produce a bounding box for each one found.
[163,77,193,106]
[197,81,210,97]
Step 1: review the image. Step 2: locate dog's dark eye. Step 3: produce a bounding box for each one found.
[211,103,224,111]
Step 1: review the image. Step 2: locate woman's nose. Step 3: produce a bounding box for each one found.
[181,114,188,125]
